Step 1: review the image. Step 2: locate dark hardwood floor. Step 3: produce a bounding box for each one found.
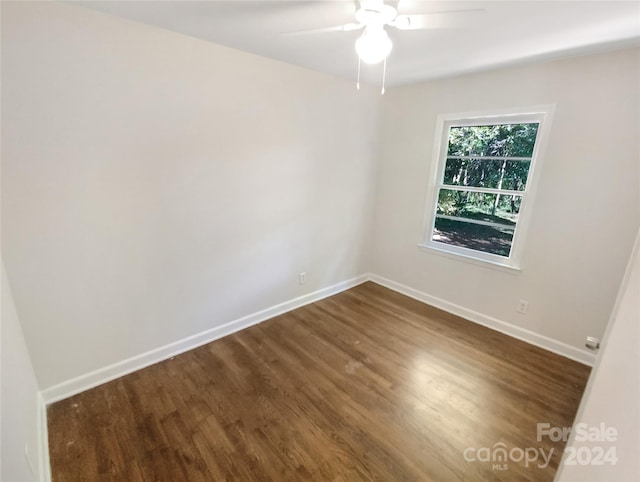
[48,282,591,481]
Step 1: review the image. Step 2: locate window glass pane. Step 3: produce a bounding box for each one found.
[427,115,546,262]
[447,123,539,158]
[432,217,514,257]
[436,189,521,226]
[442,158,530,191]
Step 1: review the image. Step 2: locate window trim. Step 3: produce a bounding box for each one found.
[419,105,555,271]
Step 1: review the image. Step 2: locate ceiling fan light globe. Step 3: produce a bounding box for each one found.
[355,28,392,64]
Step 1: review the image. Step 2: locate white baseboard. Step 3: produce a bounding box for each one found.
[368,274,596,367]
[40,274,369,405]
[40,271,594,406]
[38,271,593,479]
[37,392,52,482]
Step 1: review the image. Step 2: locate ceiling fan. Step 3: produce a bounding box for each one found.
[285,0,485,92]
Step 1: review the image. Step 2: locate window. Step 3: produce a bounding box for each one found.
[421,107,553,269]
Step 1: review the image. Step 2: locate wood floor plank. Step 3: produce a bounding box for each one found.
[48,282,591,481]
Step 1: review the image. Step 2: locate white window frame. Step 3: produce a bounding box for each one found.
[419,105,555,271]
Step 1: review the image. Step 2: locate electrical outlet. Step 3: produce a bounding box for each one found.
[299,272,306,285]
[585,336,600,351]
[517,300,529,314]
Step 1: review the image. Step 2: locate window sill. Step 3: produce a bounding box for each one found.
[417,243,522,274]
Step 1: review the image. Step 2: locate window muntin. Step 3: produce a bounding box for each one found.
[423,111,550,268]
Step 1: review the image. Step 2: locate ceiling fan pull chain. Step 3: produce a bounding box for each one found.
[381,56,387,95]
[356,57,361,91]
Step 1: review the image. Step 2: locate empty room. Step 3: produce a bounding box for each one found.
[1,1,639,481]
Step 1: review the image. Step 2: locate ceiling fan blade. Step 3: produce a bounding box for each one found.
[392,9,486,30]
[282,22,364,36]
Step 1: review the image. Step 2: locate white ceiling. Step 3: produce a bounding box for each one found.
[71,1,640,87]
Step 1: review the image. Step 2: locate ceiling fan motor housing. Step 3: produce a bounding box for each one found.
[355,1,398,26]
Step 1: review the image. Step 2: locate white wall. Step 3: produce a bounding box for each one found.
[2,0,638,403]
[556,230,640,481]
[371,49,639,359]
[0,1,380,390]
[1,263,42,481]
